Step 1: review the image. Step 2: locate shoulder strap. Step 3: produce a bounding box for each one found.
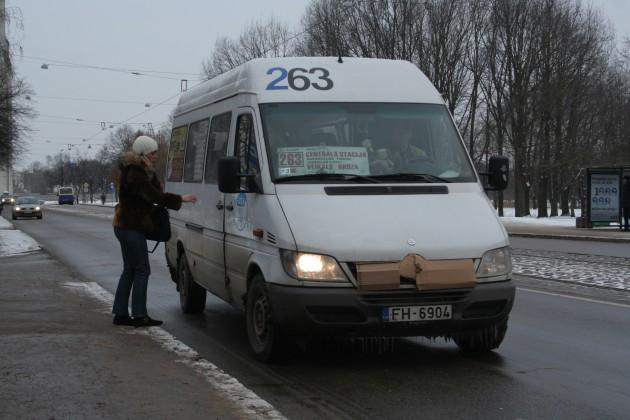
[148,241,160,254]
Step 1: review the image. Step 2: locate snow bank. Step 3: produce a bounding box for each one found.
[0,229,41,256]
[499,208,582,228]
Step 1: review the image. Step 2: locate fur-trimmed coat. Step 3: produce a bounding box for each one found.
[113,152,182,234]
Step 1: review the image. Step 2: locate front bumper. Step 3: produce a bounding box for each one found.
[268,281,515,337]
[13,210,42,218]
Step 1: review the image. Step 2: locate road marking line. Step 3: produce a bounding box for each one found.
[517,287,630,309]
[64,281,287,420]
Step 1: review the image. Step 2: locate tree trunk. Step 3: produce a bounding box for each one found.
[514,144,530,217]
[549,173,559,216]
[536,175,548,217]
[561,188,570,216]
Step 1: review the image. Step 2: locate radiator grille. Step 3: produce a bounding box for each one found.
[360,289,471,305]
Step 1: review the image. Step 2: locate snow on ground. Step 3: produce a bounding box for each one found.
[0,217,12,229]
[499,208,581,228]
[0,216,40,257]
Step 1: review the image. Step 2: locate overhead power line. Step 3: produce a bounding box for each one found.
[18,54,201,76]
[31,94,177,106]
[81,79,206,146]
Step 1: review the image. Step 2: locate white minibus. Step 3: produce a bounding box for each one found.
[165,57,513,360]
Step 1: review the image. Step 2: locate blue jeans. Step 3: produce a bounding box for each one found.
[112,227,151,318]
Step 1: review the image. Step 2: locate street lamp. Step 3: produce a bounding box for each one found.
[58,149,66,186]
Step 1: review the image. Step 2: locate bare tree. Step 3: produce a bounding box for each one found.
[202,17,298,78]
[0,5,33,167]
[196,0,630,218]
[100,125,139,162]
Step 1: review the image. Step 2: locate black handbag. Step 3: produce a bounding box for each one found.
[146,205,171,253]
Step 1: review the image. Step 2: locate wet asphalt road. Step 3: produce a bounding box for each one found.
[7,204,630,419]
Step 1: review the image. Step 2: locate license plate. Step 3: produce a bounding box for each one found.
[383,305,452,322]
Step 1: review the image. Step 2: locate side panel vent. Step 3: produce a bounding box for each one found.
[266,232,277,245]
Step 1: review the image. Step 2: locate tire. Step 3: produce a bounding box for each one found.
[37,215,42,219]
[453,317,508,353]
[12,214,16,220]
[246,274,286,361]
[177,253,206,314]
[167,264,178,284]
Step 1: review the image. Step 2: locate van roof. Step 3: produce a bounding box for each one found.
[174,57,444,116]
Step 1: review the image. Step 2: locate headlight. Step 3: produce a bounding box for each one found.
[280,250,348,282]
[35,206,41,211]
[476,247,511,281]
[15,206,21,211]
[10,198,14,203]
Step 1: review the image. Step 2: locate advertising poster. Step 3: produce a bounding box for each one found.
[589,172,620,222]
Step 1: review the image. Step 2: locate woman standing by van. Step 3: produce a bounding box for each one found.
[112,135,197,327]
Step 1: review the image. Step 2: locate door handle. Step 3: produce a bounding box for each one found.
[216,201,224,210]
[226,203,234,211]
[185,222,204,233]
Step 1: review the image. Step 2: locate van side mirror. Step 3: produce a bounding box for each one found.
[218,157,241,193]
[484,156,509,191]
[218,157,259,193]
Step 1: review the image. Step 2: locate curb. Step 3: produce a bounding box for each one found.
[0,215,14,230]
[78,203,116,208]
[508,232,630,243]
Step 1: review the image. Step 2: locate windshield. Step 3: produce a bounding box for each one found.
[16,197,38,205]
[260,103,476,183]
[59,188,73,195]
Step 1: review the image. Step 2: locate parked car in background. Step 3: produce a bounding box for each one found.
[12,196,43,220]
[58,187,74,205]
[1,191,15,208]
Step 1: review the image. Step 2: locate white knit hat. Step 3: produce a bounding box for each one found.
[132,135,158,155]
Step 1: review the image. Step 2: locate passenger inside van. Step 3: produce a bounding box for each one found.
[310,132,337,146]
[371,123,428,173]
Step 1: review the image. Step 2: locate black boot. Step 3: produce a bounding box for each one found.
[133,316,163,328]
[113,315,133,326]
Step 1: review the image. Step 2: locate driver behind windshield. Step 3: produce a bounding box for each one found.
[371,123,427,174]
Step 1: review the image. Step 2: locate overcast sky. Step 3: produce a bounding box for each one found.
[5,0,630,170]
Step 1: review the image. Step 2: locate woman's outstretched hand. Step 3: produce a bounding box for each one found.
[181,194,197,203]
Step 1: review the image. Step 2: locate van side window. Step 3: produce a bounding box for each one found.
[167,125,188,182]
[235,114,260,190]
[204,112,231,183]
[183,119,210,183]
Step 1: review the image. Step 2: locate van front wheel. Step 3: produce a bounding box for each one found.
[453,318,508,353]
[177,254,206,314]
[246,275,285,361]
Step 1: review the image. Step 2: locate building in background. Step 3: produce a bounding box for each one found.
[0,164,12,194]
[0,0,13,194]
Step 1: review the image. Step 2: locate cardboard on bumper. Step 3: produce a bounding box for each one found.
[357,255,476,291]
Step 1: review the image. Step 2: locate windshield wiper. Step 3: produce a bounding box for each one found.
[275,173,382,183]
[370,173,451,183]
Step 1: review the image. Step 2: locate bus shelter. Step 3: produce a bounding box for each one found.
[584,167,630,229]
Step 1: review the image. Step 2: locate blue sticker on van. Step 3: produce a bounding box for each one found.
[236,192,246,207]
